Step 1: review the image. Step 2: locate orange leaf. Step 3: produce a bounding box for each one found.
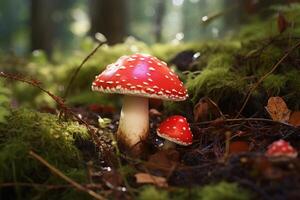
[265,96,291,123]
[288,111,300,127]
[135,173,168,187]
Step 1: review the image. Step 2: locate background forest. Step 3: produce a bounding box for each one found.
[1,0,300,200]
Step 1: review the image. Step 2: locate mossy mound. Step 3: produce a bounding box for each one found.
[0,109,90,199]
[138,181,251,200]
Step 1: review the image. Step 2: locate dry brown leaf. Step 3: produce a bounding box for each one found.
[193,97,224,122]
[288,111,300,127]
[135,173,168,187]
[145,149,180,175]
[265,96,291,123]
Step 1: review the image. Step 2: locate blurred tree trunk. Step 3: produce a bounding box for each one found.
[153,0,166,43]
[89,0,128,45]
[30,0,54,56]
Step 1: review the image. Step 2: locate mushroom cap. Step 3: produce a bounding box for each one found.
[157,115,193,146]
[92,53,188,101]
[265,139,298,159]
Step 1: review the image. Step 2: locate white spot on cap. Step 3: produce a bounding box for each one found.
[143,82,149,85]
[119,66,126,69]
[115,74,121,77]
[148,78,153,82]
[149,67,155,71]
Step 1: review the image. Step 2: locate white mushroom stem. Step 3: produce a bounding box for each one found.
[117,96,149,153]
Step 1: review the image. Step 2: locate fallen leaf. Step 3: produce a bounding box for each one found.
[288,111,300,127]
[135,173,168,187]
[145,149,180,175]
[229,141,249,155]
[193,97,224,122]
[265,96,291,123]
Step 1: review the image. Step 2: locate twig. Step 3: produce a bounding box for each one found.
[63,42,105,100]
[191,117,295,128]
[29,151,106,200]
[235,40,300,118]
[0,182,104,190]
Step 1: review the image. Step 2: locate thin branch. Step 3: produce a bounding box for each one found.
[29,151,106,200]
[191,117,295,128]
[63,42,105,100]
[0,182,104,190]
[235,40,300,118]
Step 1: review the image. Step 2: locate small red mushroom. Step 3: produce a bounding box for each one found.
[92,54,188,155]
[157,115,193,149]
[265,139,298,161]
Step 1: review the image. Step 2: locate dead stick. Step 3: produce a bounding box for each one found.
[235,40,300,118]
[63,42,105,100]
[29,151,106,200]
[0,182,103,190]
[191,117,295,127]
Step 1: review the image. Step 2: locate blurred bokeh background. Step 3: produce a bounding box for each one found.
[0,0,289,57]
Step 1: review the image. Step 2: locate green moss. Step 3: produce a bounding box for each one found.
[197,182,251,200]
[186,67,246,104]
[137,182,251,200]
[0,109,90,199]
[137,186,169,200]
[206,53,234,70]
[263,74,287,95]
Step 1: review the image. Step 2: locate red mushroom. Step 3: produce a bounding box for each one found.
[157,115,193,149]
[265,139,298,161]
[92,54,188,155]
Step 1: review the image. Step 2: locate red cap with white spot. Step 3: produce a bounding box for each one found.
[157,115,193,146]
[92,53,188,101]
[265,139,298,159]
